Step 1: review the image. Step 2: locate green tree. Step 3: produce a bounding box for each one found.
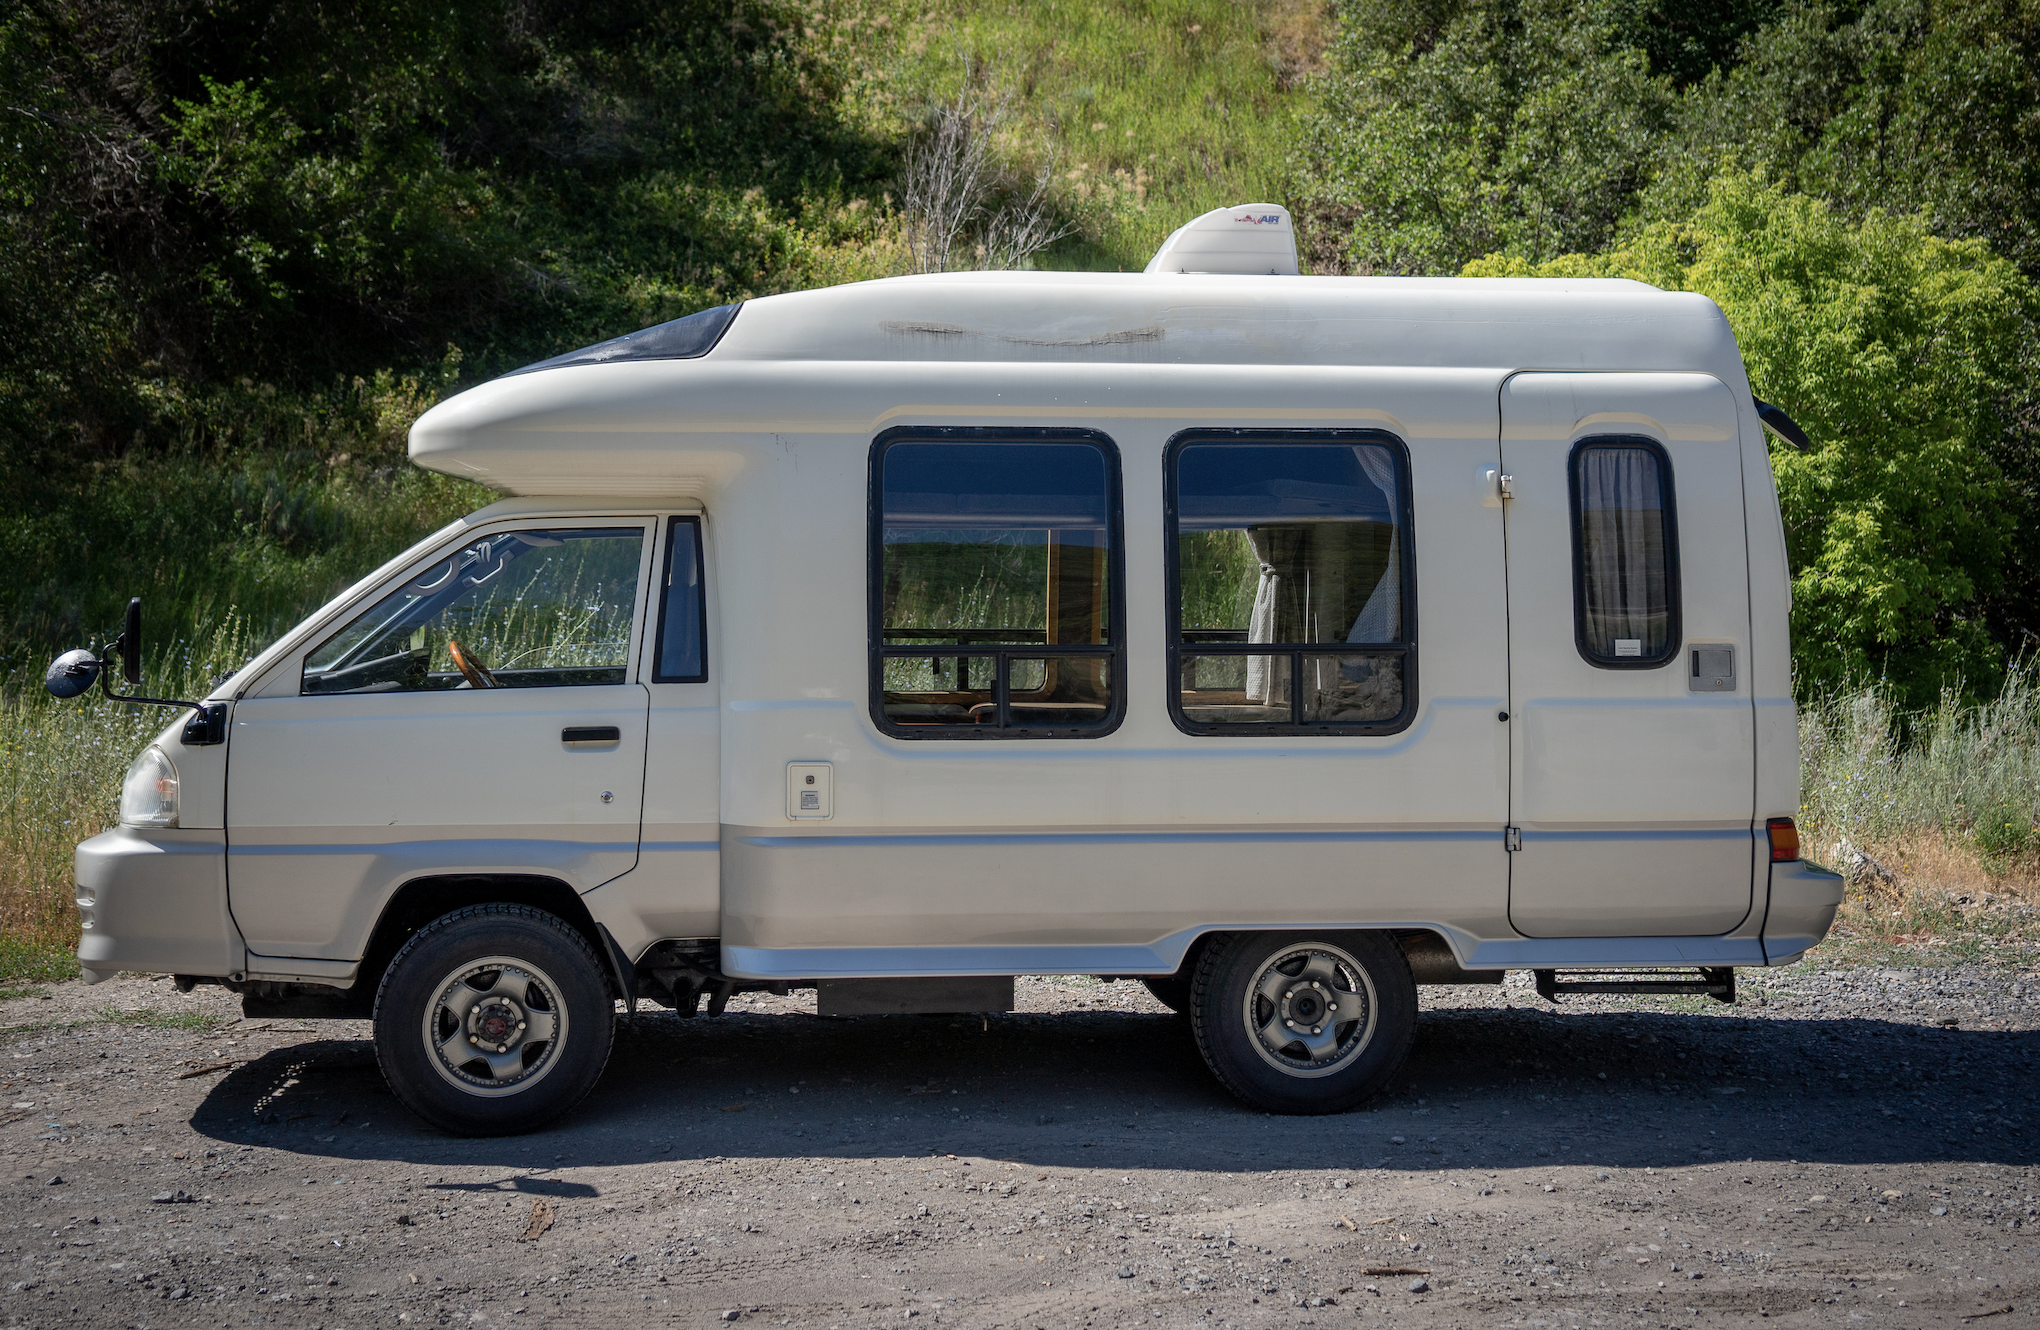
[1468,172,2038,703]
[1302,0,2040,279]
[1652,0,2040,277]
[0,0,896,651]
[1299,0,1779,274]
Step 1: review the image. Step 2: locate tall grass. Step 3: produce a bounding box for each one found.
[1800,664,2040,863]
[1798,665,2040,962]
[855,0,1325,270]
[0,611,266,971]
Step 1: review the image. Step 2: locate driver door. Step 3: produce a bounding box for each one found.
[225,521,656,962]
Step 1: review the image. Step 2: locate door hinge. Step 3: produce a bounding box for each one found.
[1498,473,1515,500]
[1504,826,1522,852]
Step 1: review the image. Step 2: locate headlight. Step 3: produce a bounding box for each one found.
[119,746,179,828]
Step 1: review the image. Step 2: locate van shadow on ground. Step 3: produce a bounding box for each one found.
[185,1002,2040,1185]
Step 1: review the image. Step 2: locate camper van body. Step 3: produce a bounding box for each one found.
[70,270,1843,1130]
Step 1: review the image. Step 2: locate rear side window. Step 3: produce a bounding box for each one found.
[1571,437,1680,668]
[652,517,708,683]
[870,428,1124,738]
[1166,430,1416,735]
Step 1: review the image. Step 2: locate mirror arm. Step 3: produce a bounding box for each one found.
[94,643,203,712]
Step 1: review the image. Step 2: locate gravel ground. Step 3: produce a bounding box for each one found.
[0,961,2035,1329]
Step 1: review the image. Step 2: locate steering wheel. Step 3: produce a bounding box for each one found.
[445,637,499,689]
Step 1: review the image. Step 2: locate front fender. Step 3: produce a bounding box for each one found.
[75,827,245,983]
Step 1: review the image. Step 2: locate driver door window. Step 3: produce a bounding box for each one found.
[302,528,646,694]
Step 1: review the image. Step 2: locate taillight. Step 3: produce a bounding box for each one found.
[1767,817,1800,863]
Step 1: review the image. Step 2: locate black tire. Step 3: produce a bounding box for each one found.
[1189,930,1415,1115]
[373,904,615,1136]
[1140,975,1193,1015]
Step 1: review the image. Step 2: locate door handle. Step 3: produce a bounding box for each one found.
[562,726,621,744]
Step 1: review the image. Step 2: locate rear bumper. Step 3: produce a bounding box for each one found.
[74,828,244,984]
[1761,857,1845,964]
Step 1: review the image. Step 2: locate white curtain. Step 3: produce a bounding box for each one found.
[1346,446,1400,644]
[1579,446,1664,652]
[1245,527,1284,703]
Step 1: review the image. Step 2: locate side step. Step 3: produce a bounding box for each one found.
[1533,966,1735,1004]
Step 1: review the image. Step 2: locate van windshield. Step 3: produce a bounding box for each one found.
[301,528,644,694]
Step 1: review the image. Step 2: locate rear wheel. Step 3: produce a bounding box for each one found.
[374,904,614,1135]
[1189,931,1415,1114]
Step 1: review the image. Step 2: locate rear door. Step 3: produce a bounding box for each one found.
[1500,373,1756,937]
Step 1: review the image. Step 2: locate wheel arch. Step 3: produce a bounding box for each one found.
[361,875,627,1008]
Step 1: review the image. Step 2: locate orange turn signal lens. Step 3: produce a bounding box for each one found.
[1767,817,1800,863]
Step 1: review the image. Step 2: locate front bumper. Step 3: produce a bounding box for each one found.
[74,827,245,984]
[1761,857,1846,964]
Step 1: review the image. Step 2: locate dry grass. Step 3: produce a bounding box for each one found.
[1806,828,2040,966]
[1257,0,1336,88]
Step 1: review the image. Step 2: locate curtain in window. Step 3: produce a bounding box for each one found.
[1346,445,1401,644]
[1246,526,1293,704]
[1578,445,1669,657]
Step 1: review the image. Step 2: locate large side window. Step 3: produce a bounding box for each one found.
[1167,430,1416,735]
[870,429,1123,738]
[652,517,708,683]
[302,527,645,694]
[1570,437,1680,668]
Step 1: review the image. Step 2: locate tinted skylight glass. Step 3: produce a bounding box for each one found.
[506,303,741,376]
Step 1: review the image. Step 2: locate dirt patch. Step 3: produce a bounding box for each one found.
[0,970,2034,1327]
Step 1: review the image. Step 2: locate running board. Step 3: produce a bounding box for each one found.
[1533,966,1735,1004]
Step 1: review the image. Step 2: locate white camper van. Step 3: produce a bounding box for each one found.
[56,206,1843,1134]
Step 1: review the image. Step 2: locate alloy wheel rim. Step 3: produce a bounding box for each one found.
[422,956,568,1097]
[1241,943,1377,1078]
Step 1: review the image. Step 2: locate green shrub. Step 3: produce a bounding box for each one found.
[1467,171,2039,705]
[1298,0,1779,274]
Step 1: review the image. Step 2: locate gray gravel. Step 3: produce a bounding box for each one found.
[0,961,2034,1328]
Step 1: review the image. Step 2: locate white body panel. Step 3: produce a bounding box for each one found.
[72,272,1826,986]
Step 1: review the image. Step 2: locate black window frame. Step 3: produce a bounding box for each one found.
[1568,434,1682,671]
[868,425,1128,741]
[1163,427,1419,737]
[650,515,710,684]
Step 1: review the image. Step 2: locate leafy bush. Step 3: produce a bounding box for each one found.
[1301,0,2040,279]
[1653,0,2040,278]
[1298,0,1780,274]
[0,0,910,656]
[1467,171,2039,704]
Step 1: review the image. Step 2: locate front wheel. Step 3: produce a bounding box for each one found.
[374,904,615,1135]
[1189,931,1415,1114]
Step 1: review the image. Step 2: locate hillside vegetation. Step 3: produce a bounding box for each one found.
[0,0,1324,968]
[1302,0,2040,708]
[0,0,1322,675]
[3,0,2040,976]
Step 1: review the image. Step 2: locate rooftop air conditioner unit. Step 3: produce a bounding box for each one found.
[1143,203,1299,275]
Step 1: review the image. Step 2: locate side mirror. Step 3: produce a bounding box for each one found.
[122,597,142,685]
[44,648,103,699]
[40,597,219,741]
